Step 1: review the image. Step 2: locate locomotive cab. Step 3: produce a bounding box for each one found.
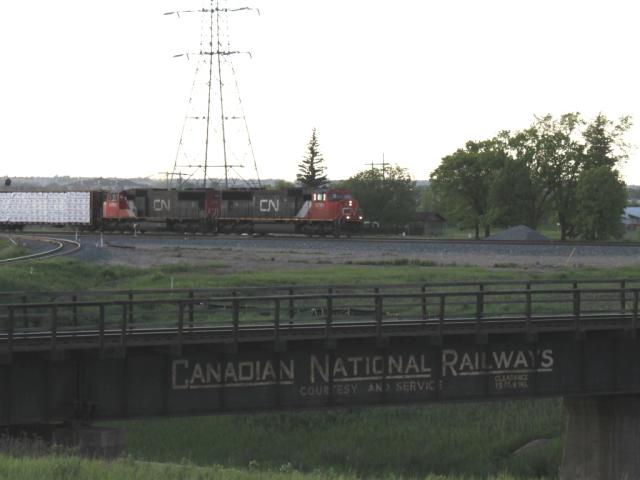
[103,192,137,219]
[306,189,363,234]
[327,190,363,224]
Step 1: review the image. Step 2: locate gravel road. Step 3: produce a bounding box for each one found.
[55,234,640,273]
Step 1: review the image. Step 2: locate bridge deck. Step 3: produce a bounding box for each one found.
[1,281,639,426]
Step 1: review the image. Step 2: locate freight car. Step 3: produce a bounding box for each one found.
[0,191,104,231]
[102,187,363,236]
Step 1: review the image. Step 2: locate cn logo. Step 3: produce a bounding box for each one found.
[153,199,170,211]
[259,199,280,212]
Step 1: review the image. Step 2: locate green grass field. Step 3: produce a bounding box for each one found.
[0,453,550,480]
[1,258,636,479]
[2,257,640,293]
[109,400,564,478]
[0,238,27,261]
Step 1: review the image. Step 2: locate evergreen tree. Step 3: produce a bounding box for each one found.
[297,129,328,188]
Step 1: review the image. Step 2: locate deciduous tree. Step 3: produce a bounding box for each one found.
[430,113,633,241]
[340,165,417,227]
[430,140,507,239]
[575,166,627,240]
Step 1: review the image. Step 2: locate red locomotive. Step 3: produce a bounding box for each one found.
[102,187,363,236]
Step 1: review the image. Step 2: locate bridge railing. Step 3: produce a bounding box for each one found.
[1,279,639,312]
[0,285,639,352]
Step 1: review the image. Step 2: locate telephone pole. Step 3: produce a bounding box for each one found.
[367,153,390,180]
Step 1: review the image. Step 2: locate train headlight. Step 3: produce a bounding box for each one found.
[346,215,351,220]
[358,215,363,220]
[348,200,353,206]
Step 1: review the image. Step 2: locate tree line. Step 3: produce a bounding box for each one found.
[430,113,631,240]
[294,113,632,240]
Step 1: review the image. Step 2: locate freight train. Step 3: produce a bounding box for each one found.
[0,187,363,236]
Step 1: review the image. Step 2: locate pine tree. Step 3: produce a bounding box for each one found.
[297,128,328,188]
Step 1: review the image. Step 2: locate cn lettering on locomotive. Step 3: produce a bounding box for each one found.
[153,199,171,212]
[259,199,279,213]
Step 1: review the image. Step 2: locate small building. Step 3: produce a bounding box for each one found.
[622,207,640,229]
[407,212,447,236]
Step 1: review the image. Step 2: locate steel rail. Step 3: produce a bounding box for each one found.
[0,235,81,264]
[9,229,640,247]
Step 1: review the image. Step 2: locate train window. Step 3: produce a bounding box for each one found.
[222,190,252,201]
[178,191,205,201]
[328,192,351,201]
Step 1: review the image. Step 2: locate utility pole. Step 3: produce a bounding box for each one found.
[367,153,390,180]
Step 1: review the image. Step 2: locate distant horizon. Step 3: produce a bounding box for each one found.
[4,175,640,190]
[1,175,432,185]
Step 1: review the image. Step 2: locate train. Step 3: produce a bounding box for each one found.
[0,187,363,236]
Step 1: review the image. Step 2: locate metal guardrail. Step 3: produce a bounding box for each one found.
[0,284,638,354]
[1,278,639,307]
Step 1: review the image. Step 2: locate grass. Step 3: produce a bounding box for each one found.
[109,400,563,479]
[0,238,28,261]
[0,454,547,480]
[3,257,640,294]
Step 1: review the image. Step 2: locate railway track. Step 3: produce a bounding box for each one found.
[11,228,640,248]
[0,234,81,264]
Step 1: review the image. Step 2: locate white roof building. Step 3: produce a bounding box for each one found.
[622,207,640,227]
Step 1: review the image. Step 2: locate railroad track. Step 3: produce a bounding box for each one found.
[0,234,81,264]
[11,229,640,248]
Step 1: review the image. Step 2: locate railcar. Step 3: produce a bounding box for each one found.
[102,187,363,235]
[0,191,104,231]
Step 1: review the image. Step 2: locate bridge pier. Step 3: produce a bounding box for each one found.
[561,395,640,480]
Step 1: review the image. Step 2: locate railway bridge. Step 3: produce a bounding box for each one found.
[2,279,640,479]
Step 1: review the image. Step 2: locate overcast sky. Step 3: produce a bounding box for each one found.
[1,0,639,184]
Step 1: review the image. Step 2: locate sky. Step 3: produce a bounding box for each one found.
[1,0,639,184]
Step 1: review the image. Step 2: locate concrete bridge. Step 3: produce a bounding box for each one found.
[1,279,640,478]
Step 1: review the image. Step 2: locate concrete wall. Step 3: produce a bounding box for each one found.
[561,395,640,480]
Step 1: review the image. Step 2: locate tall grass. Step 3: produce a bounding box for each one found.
[111,400,564,478]
[0,454,545,480]
[2,258,640,294]
[0,239,27,261]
